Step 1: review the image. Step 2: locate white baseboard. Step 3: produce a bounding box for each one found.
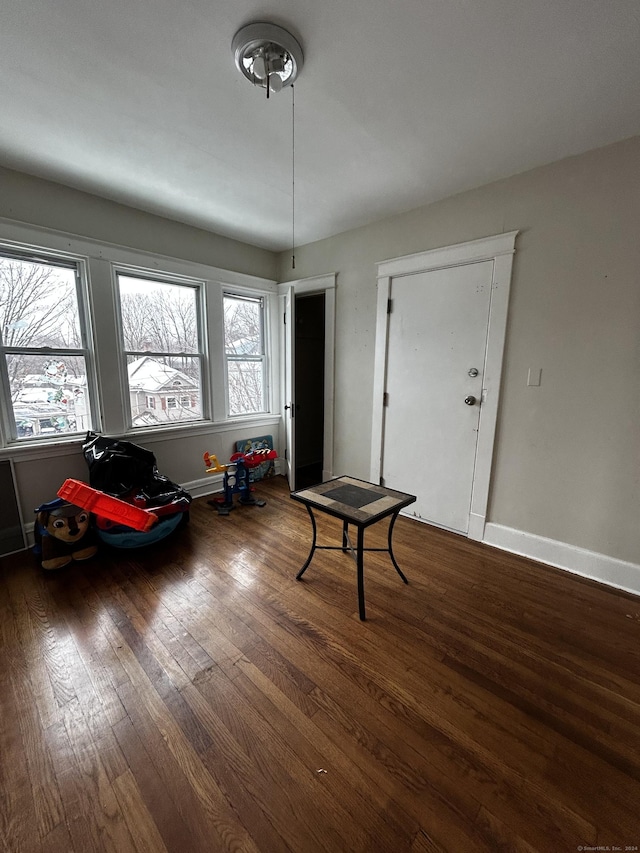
[25,522,35,548]
[184,473,224,499]
[467,512,485,541]
[483,522,640,598]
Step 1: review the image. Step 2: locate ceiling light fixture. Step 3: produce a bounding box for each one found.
[232,22,304,269]
[232,22,304,99]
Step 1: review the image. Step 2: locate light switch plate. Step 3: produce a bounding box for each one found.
[527,368,542,387]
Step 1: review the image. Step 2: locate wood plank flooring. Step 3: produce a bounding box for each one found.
[1,474,639,852]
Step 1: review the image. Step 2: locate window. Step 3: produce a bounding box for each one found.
[0,249,94,441]
[0,224,278,451]
[116,273,204,428]
[224,294,266,416]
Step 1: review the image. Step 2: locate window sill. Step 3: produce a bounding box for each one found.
[0,435,87,463]
[124,413,281,446]
[1,414,282,462]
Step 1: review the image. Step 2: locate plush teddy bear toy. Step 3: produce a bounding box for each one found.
[34,498,98,570]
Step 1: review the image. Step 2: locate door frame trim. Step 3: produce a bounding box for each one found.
[278,273,337,483]
[370,232,518,540]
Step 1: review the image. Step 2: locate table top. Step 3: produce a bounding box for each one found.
[291,476,416,527]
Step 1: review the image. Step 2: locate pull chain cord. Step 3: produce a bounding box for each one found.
[291,83,296,270]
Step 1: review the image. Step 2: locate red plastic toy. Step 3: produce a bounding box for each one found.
[230,448,277,468]
[204,448,277,473]
[57,479,158,532]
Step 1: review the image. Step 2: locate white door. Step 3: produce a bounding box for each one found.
[282,285,296,488]
[382,260,493,534]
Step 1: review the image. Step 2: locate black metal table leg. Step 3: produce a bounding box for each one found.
[388,511,409,584]
[296,505,317,579]
[357,525,366,620]
[342,519,349,553]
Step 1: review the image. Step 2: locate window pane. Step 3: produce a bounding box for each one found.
[127,354,202,426]
[7,353,90,439]
[224,294,265,416]
[118,275,199,354]
[227,360,264,415]
[224,295,262,356]
[0,258,81,348]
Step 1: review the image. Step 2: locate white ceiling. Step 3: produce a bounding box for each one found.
[2,0,640,252]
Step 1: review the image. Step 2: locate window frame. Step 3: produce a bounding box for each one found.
[223,290,269,418]
[0,243,100,446]
[113,266,209,431]
[0,218,281,457]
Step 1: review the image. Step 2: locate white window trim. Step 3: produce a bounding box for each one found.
[0,216,278,457]
[223,290,269,418]
[0,243,102,446]
[113,265,208,430]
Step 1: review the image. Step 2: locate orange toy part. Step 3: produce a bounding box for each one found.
[57,479,158,532]
[203,452,228,473]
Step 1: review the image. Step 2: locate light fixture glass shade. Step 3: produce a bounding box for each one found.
[268,73,283,93]
[252,55,267,80]
[232,22,303,92]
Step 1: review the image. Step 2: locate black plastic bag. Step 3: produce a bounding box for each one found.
[82,432,191,508]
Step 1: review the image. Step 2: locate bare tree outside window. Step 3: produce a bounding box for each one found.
[120,285,197,354]
[224,294,266,415]
[0,255,92,439]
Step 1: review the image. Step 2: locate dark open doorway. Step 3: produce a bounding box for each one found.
[294,292,325,489]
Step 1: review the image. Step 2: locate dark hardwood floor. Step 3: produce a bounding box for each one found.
[1,474,639,852]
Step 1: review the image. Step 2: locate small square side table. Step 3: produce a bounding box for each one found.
[290,476,416,620]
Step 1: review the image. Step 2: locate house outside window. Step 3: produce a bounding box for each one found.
[116,272,205,428]
[223,293,266,416]
[0,249,95,441]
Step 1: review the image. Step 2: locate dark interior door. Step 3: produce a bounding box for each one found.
[294,293,325,489]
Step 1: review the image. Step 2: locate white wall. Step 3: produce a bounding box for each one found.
[0,166,276,280]
[277,135,640,574]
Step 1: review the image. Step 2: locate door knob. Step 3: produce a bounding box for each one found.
[464,395,477,406]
